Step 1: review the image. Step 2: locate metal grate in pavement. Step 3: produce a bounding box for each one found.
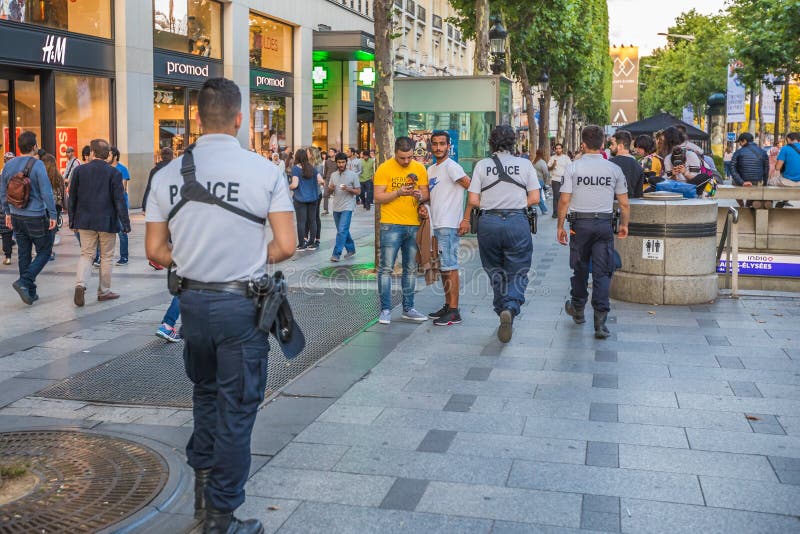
[38,288,396,408]
[0,430,167,533]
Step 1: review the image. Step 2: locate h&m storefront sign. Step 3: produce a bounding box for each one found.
[0,22,114,74]
[250,68,293,97]
[154,51,223,85]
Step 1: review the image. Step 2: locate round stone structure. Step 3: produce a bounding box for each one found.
[611,198,719,305]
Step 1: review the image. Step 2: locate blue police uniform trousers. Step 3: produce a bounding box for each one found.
[476,211,533,316]
[180,289,269,513]
[569,218,614,313]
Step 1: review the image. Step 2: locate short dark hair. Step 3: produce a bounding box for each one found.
[554,143,564,149]
[110,146,121,162]
[612,130,632,150]
[335,152,348,162]
[634,134,655,154]
[431,130,450,144]
[90,139,111,160]
[581,125,605,150]
[349,147,358,155]
[662,126,686,152]
[160,147,174,161]
[361,149,370,157]
[17,131,37,154]
[395,136,414,152]
[787,132,800,142]
[198,78,241,131]
[737,132,754,144]
[489,125,516,153]
[81,145,91,160]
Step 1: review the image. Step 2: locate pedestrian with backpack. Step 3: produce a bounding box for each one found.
[0,131,57,304]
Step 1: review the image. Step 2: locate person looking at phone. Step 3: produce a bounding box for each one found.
[373,136,430,325]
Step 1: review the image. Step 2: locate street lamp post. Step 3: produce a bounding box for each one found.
[531,71,549,151]
[772,76,785,144]
[488,16,507,75]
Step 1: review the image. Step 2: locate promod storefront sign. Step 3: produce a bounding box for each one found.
[154,51,222,85]
[250,68,293,97]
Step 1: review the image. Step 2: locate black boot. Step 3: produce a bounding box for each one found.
[594,311,611,339]
[203,508,264,534]
[564,300,586,324]
[194,468,212,519]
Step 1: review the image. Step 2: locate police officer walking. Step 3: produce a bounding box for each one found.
[145,78,296,534]
[557,125,630,339]
[459,125,540,343]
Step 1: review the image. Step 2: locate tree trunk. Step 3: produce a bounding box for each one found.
[539,86,552,158]
[473,0,490,75]
[373,0,395,269]
[747,86,757,136]
[757,88,765,147]
[519,64,537,154]
[565,94,574,153]
[783,71,791,140]
[556,98,566,146]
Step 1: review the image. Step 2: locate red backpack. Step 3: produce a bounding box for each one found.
[5,157,36,209]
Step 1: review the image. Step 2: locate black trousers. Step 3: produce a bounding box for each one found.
[1,231,13,258]
[294,199,317,246]
[569,218,614,312]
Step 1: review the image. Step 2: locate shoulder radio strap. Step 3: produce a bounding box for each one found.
[167,144,266,225]
[788,143,800,156]
[480,155,527,193]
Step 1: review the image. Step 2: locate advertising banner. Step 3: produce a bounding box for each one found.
[761,76,778,124]
[55,127,78,174]
[726,60,746,123]
[610,46,639,126]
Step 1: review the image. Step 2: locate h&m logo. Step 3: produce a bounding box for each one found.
[42,35,67,65]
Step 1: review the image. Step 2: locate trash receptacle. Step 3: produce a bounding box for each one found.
[611,197,718,305]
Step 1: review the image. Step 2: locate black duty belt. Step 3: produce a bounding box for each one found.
[181,278,252,297]
[571,212,613,220]
[480,209,526,215]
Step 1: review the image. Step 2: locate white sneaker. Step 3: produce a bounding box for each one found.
[401,308,428,322]
[53,234,61,246]
[378,309,391,324]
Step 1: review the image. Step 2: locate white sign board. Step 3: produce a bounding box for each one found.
[642,239,664,260]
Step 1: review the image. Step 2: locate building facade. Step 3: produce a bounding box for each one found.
[0,0,471,207]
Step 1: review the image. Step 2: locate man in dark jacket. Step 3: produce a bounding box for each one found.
[731,133,769,187]
[609,129,644,198]
[68,138,130,306]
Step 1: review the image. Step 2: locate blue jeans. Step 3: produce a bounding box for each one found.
[378,223,418,312]
[476,211,533,316]
[118,224,128,261]
[163,295,181,327]
[180,289,269,513]
[332,210,355,257]
[538,179,548,213]
[11,214,53,294]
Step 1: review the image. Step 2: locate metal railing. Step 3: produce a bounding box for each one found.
[716,207,740,297]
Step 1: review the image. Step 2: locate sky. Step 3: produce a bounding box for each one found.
[607,0,728,57]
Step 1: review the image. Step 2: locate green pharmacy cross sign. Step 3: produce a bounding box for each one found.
[358,66,375,87]
[312,65,328,87]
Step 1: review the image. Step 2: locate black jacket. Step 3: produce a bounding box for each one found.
[731,143,769,185]
[68,159,131,233]
[610,155,644,198]
[141,159,171,212]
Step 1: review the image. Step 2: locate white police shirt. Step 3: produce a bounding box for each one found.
[468,151,540,210]
[560,154,628,213]
[145,134,294,283]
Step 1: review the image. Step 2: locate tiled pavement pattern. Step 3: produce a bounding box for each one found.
[1,214,800,533]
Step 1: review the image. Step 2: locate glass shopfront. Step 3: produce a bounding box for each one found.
[249,69,293,155]
[55,73,111,171]
[249,13,292,73]
[153,0,222,58]
[0,0,112,39]
[153,84,202,156]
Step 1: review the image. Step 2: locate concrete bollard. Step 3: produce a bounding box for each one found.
[611,198,718,305]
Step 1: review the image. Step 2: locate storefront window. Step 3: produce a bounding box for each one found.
[249,13,292,72]
[250,94,291,155]
[154,84,186,155]
[55,73,111,172]
[0,0,112,39]
[153,0,222,59]
[14,77,41,146]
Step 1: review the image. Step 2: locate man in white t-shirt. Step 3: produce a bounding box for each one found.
[548,143,572,218]
[426,130,470,326]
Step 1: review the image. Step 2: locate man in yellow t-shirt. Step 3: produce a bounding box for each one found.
[373,136,429,325]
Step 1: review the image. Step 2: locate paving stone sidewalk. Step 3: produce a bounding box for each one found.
[2,213,800,533]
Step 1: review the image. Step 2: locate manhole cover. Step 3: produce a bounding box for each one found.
[0,430,167,533]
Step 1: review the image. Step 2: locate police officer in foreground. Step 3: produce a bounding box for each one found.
[145,78,296,534]
[557,124,630,339]
[459,125,541,343]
